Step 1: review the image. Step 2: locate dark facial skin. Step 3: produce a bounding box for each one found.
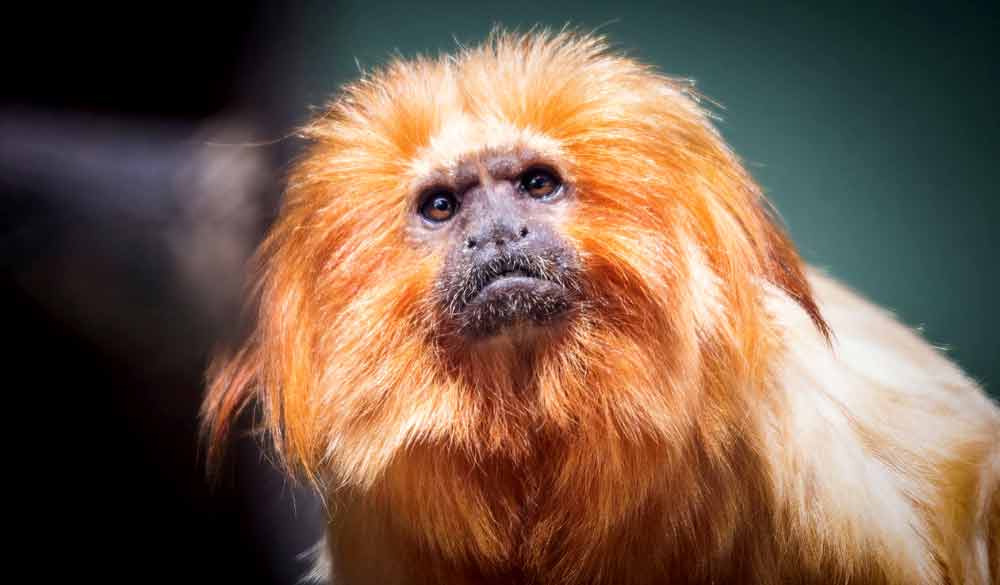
[412,149,581,339]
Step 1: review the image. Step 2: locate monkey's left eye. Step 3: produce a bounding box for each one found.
[419,192,458,222]
[519,168,562,200]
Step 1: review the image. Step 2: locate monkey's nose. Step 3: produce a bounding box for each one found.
[466,224,529,250]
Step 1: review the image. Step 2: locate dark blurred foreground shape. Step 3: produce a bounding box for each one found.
[2,3,324,584]
[2,2,997,584]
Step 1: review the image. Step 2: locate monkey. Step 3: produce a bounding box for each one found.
[202,31,1000,584]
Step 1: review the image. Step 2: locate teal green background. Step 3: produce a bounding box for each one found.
[291,1,998,396]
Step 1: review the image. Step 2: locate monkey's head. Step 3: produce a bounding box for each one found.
[202,31,827,491]
[419,153,581,341]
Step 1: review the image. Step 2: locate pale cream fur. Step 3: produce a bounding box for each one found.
[761,269,1000,584]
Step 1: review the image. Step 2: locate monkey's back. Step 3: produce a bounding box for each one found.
[762,269,1000,584]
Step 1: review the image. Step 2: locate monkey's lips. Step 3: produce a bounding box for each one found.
[474,271,561,301]
[459,268,573,338]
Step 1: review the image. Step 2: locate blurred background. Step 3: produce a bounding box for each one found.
[3,1,997,583]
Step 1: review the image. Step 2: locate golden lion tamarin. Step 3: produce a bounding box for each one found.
[202,31,1000,584]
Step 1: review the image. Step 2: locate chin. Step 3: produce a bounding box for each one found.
[202,30,1000,585]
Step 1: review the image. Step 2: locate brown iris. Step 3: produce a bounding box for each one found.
[420,192,458,222]
[520,168,562,199]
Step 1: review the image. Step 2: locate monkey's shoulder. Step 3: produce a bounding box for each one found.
[762,268,1000,585]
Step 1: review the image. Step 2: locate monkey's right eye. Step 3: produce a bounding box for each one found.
[419,192,458,223]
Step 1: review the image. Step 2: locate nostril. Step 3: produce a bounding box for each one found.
[519,226,529,238]
[466,238,477,249]
[495,238,506,247]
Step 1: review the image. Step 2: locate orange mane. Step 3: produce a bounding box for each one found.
[201,30,829,581]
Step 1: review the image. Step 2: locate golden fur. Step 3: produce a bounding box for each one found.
[202,31,1000,584]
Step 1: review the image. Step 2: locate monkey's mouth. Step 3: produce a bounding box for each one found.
[478,268,542,294]
[450,253,575,338]
[467,258,553,304]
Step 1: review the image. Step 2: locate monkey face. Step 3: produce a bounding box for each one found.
[411,150,582,339]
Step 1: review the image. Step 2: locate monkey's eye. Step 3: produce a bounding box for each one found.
[419,192,458,222]
[519,168,562,200]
